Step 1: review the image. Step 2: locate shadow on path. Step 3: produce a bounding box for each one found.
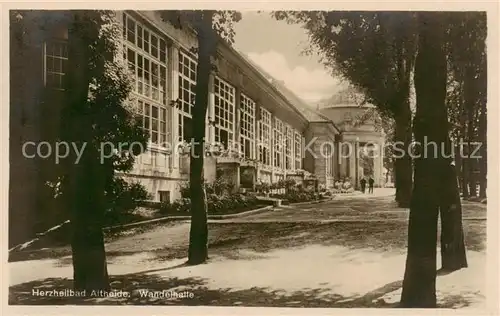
[9,268,476,308]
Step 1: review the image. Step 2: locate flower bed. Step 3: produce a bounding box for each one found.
[260,179,321,204]
[155,177,267,216]
[157,193,265,216]
[271,191,323,204]
[330,188,355,194]
[334,178,353,190]
[269,185,355,205]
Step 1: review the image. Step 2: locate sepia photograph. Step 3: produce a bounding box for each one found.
[4,4,497,312]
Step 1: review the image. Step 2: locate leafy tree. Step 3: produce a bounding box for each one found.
[103,178,151,225]
[271,10,472,306]
[9,10,45,246]
[445,69,469,195]
[400,12,470,307]
[56,10,148,292]
[400,12,446,307]
[433,12,486,277]
[446,12,487,199]
[160,10,241,264]
[272,11,416,207]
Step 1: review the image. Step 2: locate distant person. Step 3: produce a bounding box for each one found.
[368,177,375,194]
[360,178,367,193]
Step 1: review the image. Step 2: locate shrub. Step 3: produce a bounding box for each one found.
[207,194,224,213]
[206,177,234,195]
[318,184,327,192]
[160,197,191,214]
[277,179,287,189]
[160,193,261,215]
[103,178,151,225]
[179,177,234,199]
[158,201,172,213]
[284,178,296,188]
[296,184,305,192]
[255,182,271,194]
[209,194,259,214]
[277,190,320,203]
[179,182,190,198]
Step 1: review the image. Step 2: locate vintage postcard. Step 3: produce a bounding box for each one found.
[2,1,499,315]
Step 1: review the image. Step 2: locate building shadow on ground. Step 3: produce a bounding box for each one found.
[9,195,486,264]
[7,273,381,307]
[8,272,478,308]
[10,219,486,270]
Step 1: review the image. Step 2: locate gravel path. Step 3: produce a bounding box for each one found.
[9,191,487,308]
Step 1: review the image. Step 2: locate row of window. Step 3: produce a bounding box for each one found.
[214,77,236,147]
[240,94,256,159]
[175,44,303,170]
[123,13,167,64]
[178,50,197,143]
[45,41,68,90]
[123,13,171,148]
[124,47,168,105]
[258,108,302,170]
[258,109,272,166]
[42,12,304,171]
[274,118,284,169]
[136,100,168,145]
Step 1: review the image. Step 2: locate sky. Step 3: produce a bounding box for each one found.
[233,11,343,106]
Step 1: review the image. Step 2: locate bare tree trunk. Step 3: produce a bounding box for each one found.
[477,14,487,199]
[70,147,110,292]
[439,161,468,271]
[440,82,468,271]
[467,154,477,198]
[477,69,487,198]
[64,12,109,292]
[394,102,412,208]
[461,144,470,197]
[393,28,414,209]
[458,94,469,197]
[455,144,463,194]
[400,12,447,307]
[464,68,477,198]
[187,12,216,265]
[478,105,487,198]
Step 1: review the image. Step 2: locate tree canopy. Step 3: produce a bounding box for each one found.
[272,11,417,118]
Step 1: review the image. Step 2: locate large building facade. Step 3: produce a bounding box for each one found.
[9,10,380,246]
[317,88,386,187]
[117,10,319,202]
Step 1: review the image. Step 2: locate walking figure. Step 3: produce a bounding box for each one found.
[360,178,367,193]
[368,177,374,194]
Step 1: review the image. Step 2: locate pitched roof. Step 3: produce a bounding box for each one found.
[237,50,340,132]
[316,85,376,109]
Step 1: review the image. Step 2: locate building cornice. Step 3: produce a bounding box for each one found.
[132,10,309,129]
[308,121,342,135]
[217,43,309,126]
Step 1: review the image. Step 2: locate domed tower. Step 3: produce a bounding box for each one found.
[316,86,386,188]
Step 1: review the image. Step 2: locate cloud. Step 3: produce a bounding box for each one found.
[246,50,341,104]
